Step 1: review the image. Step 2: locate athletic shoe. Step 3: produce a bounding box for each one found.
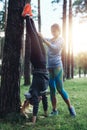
[49,110,58,116]
[69,106,76,117]
[22,3,33,17]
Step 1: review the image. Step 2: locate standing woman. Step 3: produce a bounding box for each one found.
[39,23,76,116]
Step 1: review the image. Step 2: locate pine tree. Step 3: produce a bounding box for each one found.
[62,0,67,80]
[24,0,31,86]
[67,0,73,79]
[38,0,41,32]
[0,0,25,116]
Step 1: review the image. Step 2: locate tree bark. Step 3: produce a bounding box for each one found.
[67,0,72,79]
[24,0,31,86]
[0,0,25,116]
[24,33,31,85]
[79,67,81,78]
[70,0,74,79]
[62,0,67,80]
[4,0,8,31]
[84,69,86,77]
[38,0,41,32]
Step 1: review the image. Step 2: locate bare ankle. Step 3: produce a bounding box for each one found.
[32,116,36,124]
[44,111,48,117]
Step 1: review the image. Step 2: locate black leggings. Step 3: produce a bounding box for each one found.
[42,95,48,112]
[26,16,46,69]
[25,16,48,116]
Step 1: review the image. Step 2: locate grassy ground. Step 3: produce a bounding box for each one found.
[0,78,87,130]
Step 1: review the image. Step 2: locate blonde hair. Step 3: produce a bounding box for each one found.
[51,23,61,34]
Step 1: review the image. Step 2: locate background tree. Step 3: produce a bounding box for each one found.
[24,0,31,86]
[0,0,25,116]
[24,32,31,85]
[62,0,67,79]
[66,0,73,79]
[0,0,8,31]
[38,0,41,32]
[4,0,8,30]
[76,52,87,77]
[73,0,87,16]
[0,0,8,62]
[51,0,60,4]
[70,0,74,79]
[0,0,4,30]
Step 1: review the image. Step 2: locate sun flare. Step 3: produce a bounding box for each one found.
[73,22,87,54]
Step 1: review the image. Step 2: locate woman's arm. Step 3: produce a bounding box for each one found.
[38,32,64,51]
[38,32,51,47]
[43,38,52,47]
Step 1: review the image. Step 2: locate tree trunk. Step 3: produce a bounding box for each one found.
[62,0,67,80]
[0,0,25,116]
[24,0,31,86]
[67,0,72,79]
[24,33,31,85]
[71,47,74,78]
[79,67,81,78]
[38,0,41,32]
[1,37,5,59]
[70,0,74,78]
[84,69,86,77]
[4,0,8,31]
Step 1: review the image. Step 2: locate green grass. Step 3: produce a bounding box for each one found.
[0,78,87,130]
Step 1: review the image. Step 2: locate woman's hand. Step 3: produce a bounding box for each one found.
[38,32,51,47]
[38,32,43,39]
